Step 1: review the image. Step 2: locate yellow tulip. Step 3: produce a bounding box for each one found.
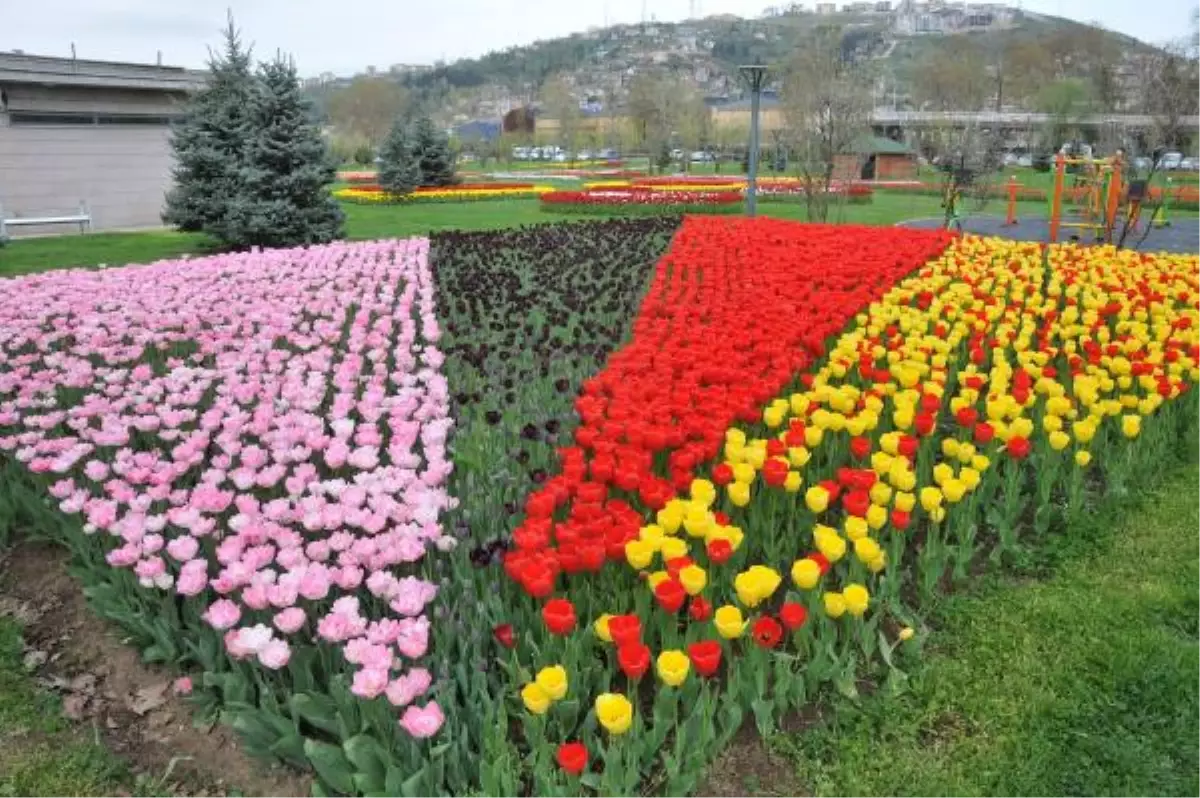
[919,486,944,512]
[682,505,713,538]
[763,405,786,428]
[854,536,882,564]
[595,693,633,735]
[791,557,821,589]
[814,526,847,562]
[624,539,655,570]
[646,570,669,590]
[594,613,614,643]
[844,515,869,541]
[728,481,751,508]
[942,478,966,503]
[732,462,756,484]
[894,491,916,513]
[535,665,568,700]
[805,485,830,513]
[867,553,887,573]
[823,591,847,618]
[521,682,551,715]
[679,564,707,596]
[899,626,915,641]
[843,583,870,617]
[733,565,781,608]
[690,478,716,507]
[714,605,746,639]
[1075,450,1092,467]
[660,536,688,561]
[866,503,888,530]
[787,446,811,468]
[656,650,690,687]
[639,524,665,546]
[1048,430,1070,451]
[1121,414,1141,438]
[657,503,684,534]
[783,471,803,493]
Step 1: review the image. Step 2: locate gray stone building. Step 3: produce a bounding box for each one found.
[0,51,206,236]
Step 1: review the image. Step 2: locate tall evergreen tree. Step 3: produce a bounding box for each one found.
[411,115,458,187]
[377,116,421,197]
[224,54,344,248]
[162,15,253,233]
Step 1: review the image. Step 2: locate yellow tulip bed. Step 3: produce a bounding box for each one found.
[334,183,555,204]
[499,233,1198,794]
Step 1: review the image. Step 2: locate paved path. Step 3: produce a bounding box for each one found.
[897,215,1198,255]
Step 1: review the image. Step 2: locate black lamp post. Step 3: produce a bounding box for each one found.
[738,64,769,218]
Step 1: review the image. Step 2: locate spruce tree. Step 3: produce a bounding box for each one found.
[411,116,457,187]
[163,15,253,233]
[378,117,420,197]
[224,54,344,248]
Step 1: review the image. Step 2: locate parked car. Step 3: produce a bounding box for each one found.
[1179,157,1198,171]
[1016,155,1033,168]
[690,150,715,163]
[1157,151,1183,170]
[1131,156,1153,173]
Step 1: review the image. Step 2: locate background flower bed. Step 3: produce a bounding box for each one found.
[539,188,743,215]
[335,183,554,204]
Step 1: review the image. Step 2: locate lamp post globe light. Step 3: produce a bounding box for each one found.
[738,64,769,218]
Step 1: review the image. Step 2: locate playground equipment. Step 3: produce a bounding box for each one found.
[1048,152,1123,243]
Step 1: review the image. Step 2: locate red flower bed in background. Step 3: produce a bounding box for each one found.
[540,188,743,215]
[504,217,954,594]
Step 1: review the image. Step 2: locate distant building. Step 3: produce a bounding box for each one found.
[834,135,917,180]
[0,51,206,236]
[816,2,838,12]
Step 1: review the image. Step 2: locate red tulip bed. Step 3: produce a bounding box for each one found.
[540,188,744,215]
[1,215,1197,796]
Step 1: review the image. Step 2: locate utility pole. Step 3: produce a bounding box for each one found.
[738,64,769,217]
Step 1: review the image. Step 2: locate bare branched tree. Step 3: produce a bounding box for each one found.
[780,26,874,222]
[1115,37,1199,249]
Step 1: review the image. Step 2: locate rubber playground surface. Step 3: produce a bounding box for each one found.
[898,214,1199,254]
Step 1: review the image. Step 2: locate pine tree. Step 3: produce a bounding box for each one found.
[223,54,344,248]
[163,15,254,233]
[411,116,457,187]
[377,117,421,197]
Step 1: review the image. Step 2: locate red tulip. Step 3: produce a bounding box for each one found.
[711,462,734,486]
[849,436,871,460]
[752,616,784,649]
[607,614,641,647]
[955,407,978,427]
[654,578,687,613]
[1006,436,1031,459]
[617,641,651,680]
[687,640,723,677]
[808,552,831,575]
[891,508,911,530]
[688,595,713,622]
[493,623,515,649]
[556,742,588,775]
[974,422,995,444]
[779,602,808,630]
[706,539,733,565]
[542,598,577,636]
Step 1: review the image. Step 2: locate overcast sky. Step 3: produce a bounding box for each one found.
[3,0,1195,75]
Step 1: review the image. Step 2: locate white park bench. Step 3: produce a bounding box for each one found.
[0,201,92,241]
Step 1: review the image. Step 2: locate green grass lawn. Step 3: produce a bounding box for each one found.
[0,193,1041,276]
[771,464,1200,797]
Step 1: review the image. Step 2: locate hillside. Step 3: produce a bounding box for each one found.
[309,3,1163,126]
